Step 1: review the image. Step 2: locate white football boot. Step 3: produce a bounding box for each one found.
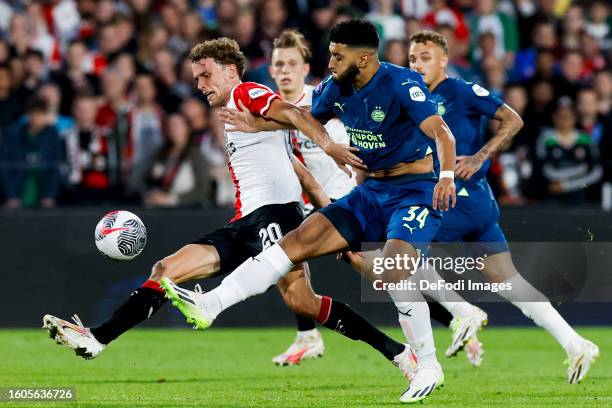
[465,335,484,367]
[566,338,599,384]
[160,278,216,329]
[399,362,444,403]
[392,344,419,382]
[446,305,488,357]
[272,330,325,366]
[42,314,105,359]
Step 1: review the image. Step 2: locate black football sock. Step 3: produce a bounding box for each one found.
[316,296,405,361]
[295,313,317,332]
[427,300,453,327]
[90,280,167,345]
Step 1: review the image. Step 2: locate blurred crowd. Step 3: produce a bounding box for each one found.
[0,0,609,209]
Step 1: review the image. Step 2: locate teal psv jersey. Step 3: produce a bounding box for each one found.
[311,63,437,171]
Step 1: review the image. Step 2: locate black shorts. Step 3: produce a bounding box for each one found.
[192,202,303,275]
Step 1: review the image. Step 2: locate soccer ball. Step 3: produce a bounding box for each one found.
[94,210,147,260]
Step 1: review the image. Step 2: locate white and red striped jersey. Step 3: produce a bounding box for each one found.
[224,82,302,222]
[291,84,357,201]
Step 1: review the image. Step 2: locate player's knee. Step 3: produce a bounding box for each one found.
[149,260,166,281]
[149,256,183,282]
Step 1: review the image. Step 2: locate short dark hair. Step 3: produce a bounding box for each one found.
[273,30,312,63]
[189,38,247,78]
[329,19,379,49]
[26,96,49,114]
[409,30,449,55]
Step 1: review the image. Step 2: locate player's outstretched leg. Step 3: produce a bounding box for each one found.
[43,244,220,358]
[273,263,324,366]
[481,252,599,383]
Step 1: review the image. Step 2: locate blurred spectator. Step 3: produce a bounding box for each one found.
[383,39,408,66]
[554,50,586,100]
[512,21,557,81]
[215,0,239,38]
[535,99,603,204]
[577,88,610,146]
[153,48,187,112]
[137,23,169,72]
[504,84,532,151]
[143,113,211,207]
[182,10,207,48]
[161,3,189,58]
[491,84,531,205]
[23,49,48,97]
[561,5,586,51]
[404,16,424,40]
[181,97,210,146]
[125,73,165,196]
[63,92,118,203]
[51,39,99,116]
[580,32,607,77]
[96,68,129,135]
[366,0,405,42]
[113,53,137,88]
[234,7,264,63]
[9,13,33,57]
[594,70,611,115]
[38,82,75,138]
[436,24,477,82]
[467,0,519,68]
[524,79,555,142]
[255,0,289,62]
[586,1,610,50]
[0,64,25,130]
[423,0,469,42]
[0,97,63,208]
[529,49,556,82]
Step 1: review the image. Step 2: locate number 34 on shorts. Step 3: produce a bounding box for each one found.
[402,206,430,232]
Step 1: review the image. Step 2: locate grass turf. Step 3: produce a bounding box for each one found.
[0,327,609,407]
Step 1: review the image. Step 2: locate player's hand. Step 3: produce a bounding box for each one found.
[322,142,367,177]
[433,177,456,211]
[455,155,484,180]
[219,100,258,133]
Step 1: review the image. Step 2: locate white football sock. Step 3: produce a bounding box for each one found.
[500,273,581,351]
[388,288,438,367]
[413,265,473,319]
[200,244,294,319]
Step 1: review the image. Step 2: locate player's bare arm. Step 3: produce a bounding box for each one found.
[220,101,289,132]
[419,114,456,211]
[455,104,524,180]
[265,98,366,174]
[291,155,331,209]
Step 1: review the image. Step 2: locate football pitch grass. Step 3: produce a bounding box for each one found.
[1,327,610,407]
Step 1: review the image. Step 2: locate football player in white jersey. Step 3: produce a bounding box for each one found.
[267,30,359,366]
[42,39,420,388]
